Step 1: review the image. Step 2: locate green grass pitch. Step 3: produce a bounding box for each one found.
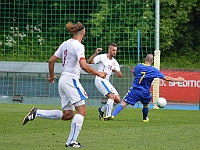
[1,103,200,150]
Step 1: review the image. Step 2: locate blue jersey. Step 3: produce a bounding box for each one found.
[123,63,164,105]
[132,63,164,93]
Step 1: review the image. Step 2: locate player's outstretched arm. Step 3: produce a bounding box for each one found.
[164,76,184,82]
[88,48,102,64]
[112,69,123,78]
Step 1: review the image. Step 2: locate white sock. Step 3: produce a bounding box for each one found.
[66,114,84,144]
[101,104,107,112]
[106,99,114,117]
[36,110,62,120]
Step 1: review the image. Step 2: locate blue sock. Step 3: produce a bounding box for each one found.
[111,105,124,117]
[142,107,148,120]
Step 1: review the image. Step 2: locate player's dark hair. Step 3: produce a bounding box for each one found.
[66,22,85,34]
[109,43,118,47]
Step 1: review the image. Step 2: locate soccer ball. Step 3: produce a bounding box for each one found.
[156,97,167,108]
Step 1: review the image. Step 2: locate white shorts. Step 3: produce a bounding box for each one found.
[95,77,118,96]
[58,75,88,110]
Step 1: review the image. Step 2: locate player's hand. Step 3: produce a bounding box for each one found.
[97,72,107,79]
[48,76,57,84]
[177,77,184,82]
[112,69,117,73]
[95,48,102,54]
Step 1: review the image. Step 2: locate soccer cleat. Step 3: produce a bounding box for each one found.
[98,107,104,120]
[65,142,83,148]
[143,117,150,122]
[153,104,160,109]
[22,107,38,125]
[103,115,114,121]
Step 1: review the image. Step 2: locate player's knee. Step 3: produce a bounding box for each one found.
[76,108,86,117]
[114,95,121,103]
[74,104,87,116]
[62,110,74,120]
[143,104,148,108]
[75,105,86,116]
[114,100,120,104]
[107,93,115,100]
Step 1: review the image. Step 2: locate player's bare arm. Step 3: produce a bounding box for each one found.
[164,76,184,82]
[80,59,107,78]
[48,55,59,83]
[88,48,102,64]
[112,69,123,78]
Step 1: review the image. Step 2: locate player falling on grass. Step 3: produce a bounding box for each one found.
[22,21,107,148]
[104,54,184,122]
[88,43,123,120]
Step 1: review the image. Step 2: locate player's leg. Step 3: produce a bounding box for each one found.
[103,93,121,120]
[36,109,63,119]
[35,75,71,120]
[105,91,120,117]
[28,104,74,121]
[142,103,149,122]
[110,88,137,119]
[111,100,128,117]
[22,107,65,125]
[35,90,67,120]
[95,78,119,118]
[114,94,121,104]
[64,76,88,148]
[59,77,75,121]
[35,99,74,120]
[141,95,152,122]
[104,93,115,117]
[95,78,110,119]
[66,101,86,148]
[22,75,73,125]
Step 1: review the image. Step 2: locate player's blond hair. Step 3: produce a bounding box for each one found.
[66,22,85,34]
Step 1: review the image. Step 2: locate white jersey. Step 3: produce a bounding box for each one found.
[54,38,85,79]
[93,54,120,80]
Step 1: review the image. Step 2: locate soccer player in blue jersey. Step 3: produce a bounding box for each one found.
[104,54,184,122]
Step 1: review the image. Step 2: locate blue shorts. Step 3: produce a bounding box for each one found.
[123,88,152,106]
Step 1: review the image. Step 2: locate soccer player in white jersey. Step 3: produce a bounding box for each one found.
[22,22,107,148]
[88,43,123,120]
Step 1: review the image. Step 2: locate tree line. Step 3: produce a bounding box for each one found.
[0,0,200,68]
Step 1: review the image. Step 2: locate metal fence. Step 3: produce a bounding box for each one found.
[0,0,155,105]
[0,0,155,64]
